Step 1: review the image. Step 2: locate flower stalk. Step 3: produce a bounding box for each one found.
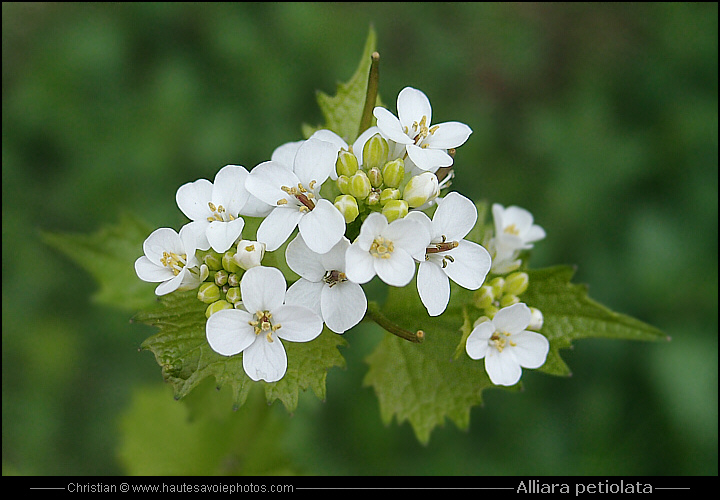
[366,301,424,343]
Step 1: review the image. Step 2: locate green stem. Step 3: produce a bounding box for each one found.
[358,51,380,138]
[365,301,424,343]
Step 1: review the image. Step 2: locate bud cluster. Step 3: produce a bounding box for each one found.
[334,133,440,225]
[472,271,543,331]
[195,241,265,318]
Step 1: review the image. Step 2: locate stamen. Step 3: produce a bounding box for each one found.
[504,224,520,236]
[323,270,348,288]
[370,237,394,259]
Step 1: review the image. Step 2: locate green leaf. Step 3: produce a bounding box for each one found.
[365,252,667,444]
[364,283,505,445]
[301,26,380,143]
[117,382,300,475]
[524,265,669,376]
[135,290,347,413]
[41,213,156,312]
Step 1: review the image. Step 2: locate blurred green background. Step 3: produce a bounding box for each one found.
[3,3,717,476]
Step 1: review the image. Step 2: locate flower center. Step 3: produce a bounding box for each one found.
[248,310,282,343]
[206,202,238,222]
[322,270,347,288]
[425,235,459,268]
[406,115,440,148]
[278,182,318,212]
[490,331,516,352]
[160,251,187,276]
[504,224,520,236]
[370,237,394,259]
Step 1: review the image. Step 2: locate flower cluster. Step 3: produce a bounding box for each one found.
[135,86,550,386]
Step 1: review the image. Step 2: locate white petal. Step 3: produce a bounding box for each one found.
[344,243,377,284]
[485,349,522,386]
[179,220,210,251]
[206,218,245,254]
[383,217,431,257]
[134,256,173,283]
[206,309,255,356]
[417,261,450,317]
[240,266,286,313]
[245,161,299,206]
[178,224,200,264]
[143,227,183,264]
[212,165,250,216]
[297,199,345,254]
[443,240,491,290]
[355,212,388,251]
[285,234,326,282]
[154,272,185,296]
[492,303,532,335]
[374,249,417,287]
[432,192,477,240]
[511,331,549,369]
[271,140,304,168]
[424,121,472,149]
[320,237,350,273]
[310,129,348,150]
[257,207,303,252]
[321,281,367,333]
[243,336,287,382]
[406,144,453,171]
[465,322,494,359]
[397,87,432,131]
[285,279,324,316]
[404,211,434,260]
[373,106,412,145]
[239,194,274,218]
[176,178,213,221]
[525,225,546,244]
[272,305,323,343]
[292,138,337,187]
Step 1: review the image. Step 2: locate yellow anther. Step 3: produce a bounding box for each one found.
[208,202,217,212]
[277,199,288,206]
[504,224,520,236]
[309,180,317,190]
[244,244,255,252]
[370,237,394,259]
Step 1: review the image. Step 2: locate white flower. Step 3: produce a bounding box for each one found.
[285,235,367,334]
[465,303,549,386]
[175,165,259,253]
[134,226,205,296]
[345,212,430,287]
[245,138,346,254]
[489,203,546,273]
[205,266,323,383]
[407,192,492,316]
[373,87,472,173]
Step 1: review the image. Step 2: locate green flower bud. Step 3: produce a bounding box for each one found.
[362,133,389,170]
[205,299,233,319]
[336,150,359,177]
[474,285,495,309]
[381,158,405,188]
[228,273,240,288]
[334,194,359,223]
[222,251,242,273]
[226,286,241,304]
[499,293,520,308]
[403,172,439,208]
[381,199,409,222]
[489,277,506,298]
[214,269,229,287]
[504,272,529,296]
[202,250,224,271]
[484,304,499,319]
[368,167,383,188]
[348,171,372,199]
[379,188,401,205]
[337,175,350,195]
[197,282,221,304]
